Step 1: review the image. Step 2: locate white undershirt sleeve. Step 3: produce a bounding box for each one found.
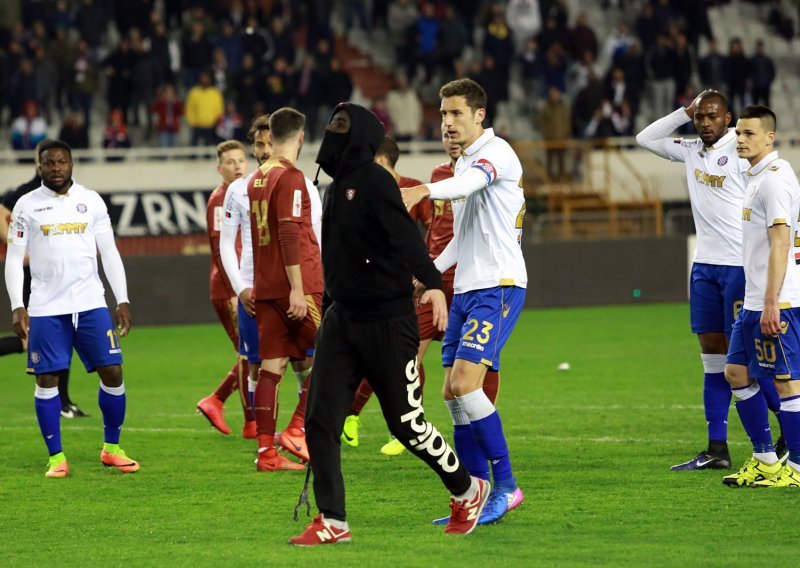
[220,223,245,296]
[96,231,129,305]
[433,237,458,273]
[427,167,489,200]
[4,243,26,310]
[635,108,692,161]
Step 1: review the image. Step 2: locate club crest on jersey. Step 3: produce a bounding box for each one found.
[76,203,87,213]
[346,189,356,201]
[718,156,728,166]
[473,159,496,182]
[31,351,41,364]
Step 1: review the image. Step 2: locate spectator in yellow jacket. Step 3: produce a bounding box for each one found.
[186,71,224,146]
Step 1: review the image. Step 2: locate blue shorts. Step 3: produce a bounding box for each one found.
[727,307,800,380]
[238,300,260,364]
[689,263,745,338]
[27,307,123,375]
[441,286,525,372]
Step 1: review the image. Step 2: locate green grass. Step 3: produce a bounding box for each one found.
[0,303,797,567]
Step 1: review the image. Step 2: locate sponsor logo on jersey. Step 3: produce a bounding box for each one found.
[40,222,88,236]
[292,189,302,217]
[742,208,752,221]
[76,203,88,213]
[472,159,496,183]
[718,156,728,166]
[33,207,53,212]
[694,169,726,188]
[346,189,356,201]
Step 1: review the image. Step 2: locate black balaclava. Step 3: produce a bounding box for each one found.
[316,127,350,177]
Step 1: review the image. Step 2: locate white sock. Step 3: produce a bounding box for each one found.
[456,389,496,421]
[248,378,257,394]
[454,476,479,501]
[445,399,469,426]
[34,385,59,400]
[754,452,779,464]
[294,367,311,392]
[100,382,125,396]
[322,515,349,530]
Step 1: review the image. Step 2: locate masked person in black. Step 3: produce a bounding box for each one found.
[289,103,490,546]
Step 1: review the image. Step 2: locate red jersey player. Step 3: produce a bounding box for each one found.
[197,140,256,437]
[247,107,322,471]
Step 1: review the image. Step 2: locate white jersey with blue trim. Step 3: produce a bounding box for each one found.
[449,128,527,293]
[222,171,256,288]
[636,108,749,265]
[740,151,800,311]
[8,182,112,317]
[305,176,322,248]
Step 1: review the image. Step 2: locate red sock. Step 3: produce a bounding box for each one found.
[349,378,373,416]
[287,371,311,431]
[255,368,282,447]
[238,359,254,421]
[213,361,239,402]
[483,371,500,405]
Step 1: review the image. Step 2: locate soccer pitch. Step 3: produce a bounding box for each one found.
[0,303,796,566]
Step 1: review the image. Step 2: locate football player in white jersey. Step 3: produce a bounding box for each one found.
[722,105,800,487]
[4,140,138,478]
[402,79,525,525]
[637,90,784,470]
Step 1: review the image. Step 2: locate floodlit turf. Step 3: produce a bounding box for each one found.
[0,303,797,566]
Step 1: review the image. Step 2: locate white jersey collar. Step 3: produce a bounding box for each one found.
[747,151,780,177]
[39,179,80,198]
[462,128,495,157]
[704,128,736,152]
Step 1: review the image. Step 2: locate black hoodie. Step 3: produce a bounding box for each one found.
[317,103,443,320]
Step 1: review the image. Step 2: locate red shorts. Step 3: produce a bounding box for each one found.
[256,292,322,361]
[416,280,454,342]
[211,297,239,350]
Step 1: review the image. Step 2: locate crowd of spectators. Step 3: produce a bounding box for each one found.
[0,0,792,151]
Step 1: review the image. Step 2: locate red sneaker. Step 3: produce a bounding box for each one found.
[242,420,256,439]
[288,514,351,546]
[277,426,309,462]
[256,447,305,471]
[445,477,491,535]
[196,395,231,435]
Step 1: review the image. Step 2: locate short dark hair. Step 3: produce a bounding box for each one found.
[246,114,270,144]
[697,90,730,113]
[376,136,399,168]
[439,78,487,112]
[739,104,777,132]
[268,107,306,143]
[216,139,246,161]
[37,139,72,160]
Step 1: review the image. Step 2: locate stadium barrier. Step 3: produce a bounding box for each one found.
[0,235,688,330]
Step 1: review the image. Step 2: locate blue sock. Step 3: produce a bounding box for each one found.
[733,383,773,453]
[470,412,515,489]
[703,371,731,443]
[453,424,489,480]
[35,386,62,455]
[98,383,126,444]
[779,396,800,464]
[758,377,782,414]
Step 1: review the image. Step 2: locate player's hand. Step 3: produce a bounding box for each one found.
[287,288,307,321]
[420,288,448,332]
[412,278,426,307]
[761,301,781,337]
[11,307,29,340]
[239,287,255,316]
[401,185,430,211]
[116,302,132,337]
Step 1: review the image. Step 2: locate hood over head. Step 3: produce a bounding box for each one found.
[315,102,385,179]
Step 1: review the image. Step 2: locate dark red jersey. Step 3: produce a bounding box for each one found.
[207,182,241,300]
[248,158,323,300]
[428,162,456,283]
[399,175,432,229]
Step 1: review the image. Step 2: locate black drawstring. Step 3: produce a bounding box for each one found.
[312,164,322,187]
[294,464,312,521]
